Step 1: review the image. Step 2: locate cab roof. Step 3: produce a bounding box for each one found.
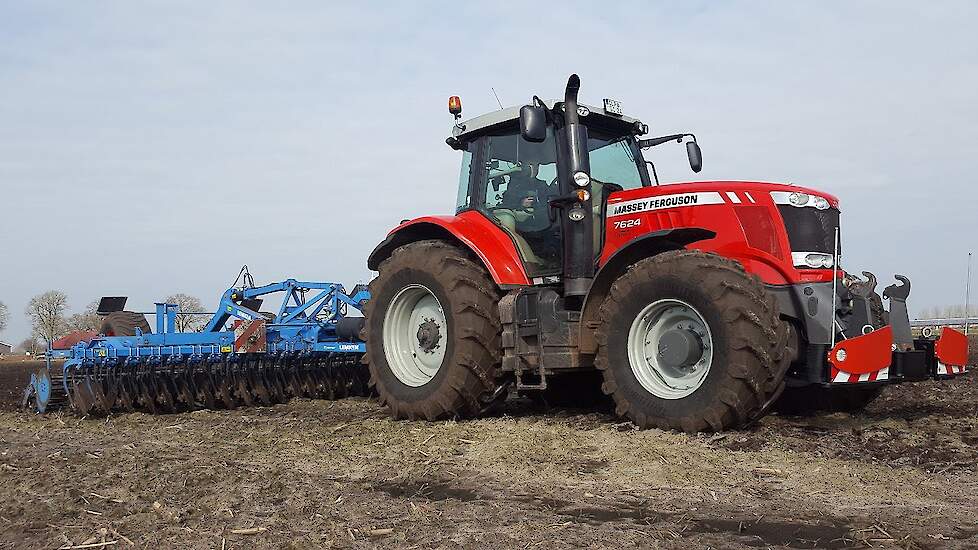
[450,101,645,143]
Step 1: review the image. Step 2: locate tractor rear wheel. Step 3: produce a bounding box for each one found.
[595,250,791,432]
[100,311,152,337]
[364,240,503,420]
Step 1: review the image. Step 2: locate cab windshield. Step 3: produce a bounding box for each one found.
[587,133,645,190]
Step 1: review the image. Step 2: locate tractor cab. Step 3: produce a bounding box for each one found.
[447,97,653,280]
[445,88,703,295]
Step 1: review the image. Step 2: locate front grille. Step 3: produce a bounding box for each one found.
[777,206,840,254]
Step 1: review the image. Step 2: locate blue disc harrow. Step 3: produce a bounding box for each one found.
[23,276,370,415]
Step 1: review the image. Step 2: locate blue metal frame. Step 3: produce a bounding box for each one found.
[50,279,370,396]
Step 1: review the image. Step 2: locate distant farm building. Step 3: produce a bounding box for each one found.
[0,341,12,355]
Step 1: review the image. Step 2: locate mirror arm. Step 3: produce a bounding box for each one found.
[639,133,694,149]
[645,161,660,186]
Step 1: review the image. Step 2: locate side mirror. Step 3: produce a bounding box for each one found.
[686,141,703,173]
[519,105,547,143]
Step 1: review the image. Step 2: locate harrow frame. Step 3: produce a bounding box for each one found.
[24,279,371,415]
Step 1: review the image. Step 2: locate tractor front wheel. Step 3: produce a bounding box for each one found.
[364,240,503,420]
[596,250,791,432]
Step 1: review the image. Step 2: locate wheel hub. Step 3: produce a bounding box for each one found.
[656,328,704,369]
[416,318,442,353]
[382,285,448,387]
[627,299,714,400]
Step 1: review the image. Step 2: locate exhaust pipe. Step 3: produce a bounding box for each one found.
[558,74,594,300]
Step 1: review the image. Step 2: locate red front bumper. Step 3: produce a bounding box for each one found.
[826,326,970,384]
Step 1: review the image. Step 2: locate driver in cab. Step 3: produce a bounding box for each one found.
[498,163,551,231]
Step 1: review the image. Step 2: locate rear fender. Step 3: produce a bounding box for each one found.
[579,227,716,354]
[367,212,531,286]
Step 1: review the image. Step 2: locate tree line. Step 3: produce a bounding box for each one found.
[0,292,208,354]
[917,305,978,320]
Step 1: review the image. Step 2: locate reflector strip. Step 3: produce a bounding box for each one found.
[831,366,889,383]
[938,362,968,375]
[725,192,741,203]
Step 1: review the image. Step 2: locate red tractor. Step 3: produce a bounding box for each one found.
[363,75,970,432]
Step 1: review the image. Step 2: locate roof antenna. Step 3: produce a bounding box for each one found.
[490,87,504,109]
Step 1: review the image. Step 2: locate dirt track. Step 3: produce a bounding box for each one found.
[1,359,978,549]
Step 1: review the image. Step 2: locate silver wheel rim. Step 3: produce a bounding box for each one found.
[383,284,448,387]
[626,299,714,399]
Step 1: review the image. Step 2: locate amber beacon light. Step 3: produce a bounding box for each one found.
[448,95,462,118]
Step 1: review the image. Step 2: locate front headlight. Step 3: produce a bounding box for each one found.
[793,252,834,269]
[573,171,591,187]
[804,254,825,268]
[789,192,810,206]
[812,196,830,210]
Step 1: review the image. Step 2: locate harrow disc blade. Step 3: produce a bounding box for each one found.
[251,363,273,406]
[331,360,349,399]
[296,362,315,398]
[234,367,255,407]
[70,370,96,416]
[88,367,109,415]
[195,370,217,410]
[283,364,303,397]
[137,370,159,415]
[349,358,370,396]
[217,365,238,409]
[116,373,136,412]
[267,366,286,404]
[32,367,53,413]
[175,371,196,408]
[155,372,179,413]
[104,367,121,408]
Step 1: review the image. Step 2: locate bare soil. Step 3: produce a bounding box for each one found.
[1,360,977,549]
[0,357,42,411]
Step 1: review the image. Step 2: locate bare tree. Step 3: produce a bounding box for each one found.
[164,293,208,332]
[25,290,68,345]
[16,337,42,355]
[64,301,101,333]
[0,300,8,333]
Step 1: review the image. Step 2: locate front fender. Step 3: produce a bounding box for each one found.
[367,211,531,286]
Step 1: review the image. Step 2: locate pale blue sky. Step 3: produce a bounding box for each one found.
[1,1,976,343]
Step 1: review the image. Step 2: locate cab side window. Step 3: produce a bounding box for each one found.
[456,150,473,211]
[478,130,561,275]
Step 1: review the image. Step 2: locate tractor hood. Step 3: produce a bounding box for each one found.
[607,180,840,211]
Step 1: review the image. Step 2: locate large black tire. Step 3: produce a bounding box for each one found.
[100,311,152,337]
[595,250,792,432]
[363,240,503,420]
[775,385,883,415]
